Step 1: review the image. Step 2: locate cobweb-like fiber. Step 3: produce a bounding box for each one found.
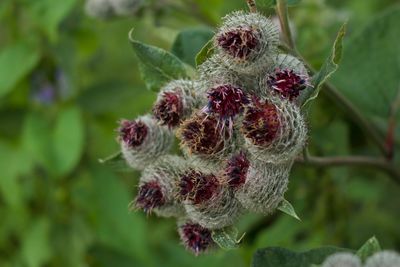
[135,155,187,218]
[321,253,362,267]
[215,11,279,75]
[364,251,400,267]
[242,96,308,164]
[153,79,199,128]
[235,160,292,214]
[120,115,173,170]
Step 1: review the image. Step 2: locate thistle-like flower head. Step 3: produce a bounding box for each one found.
[178,113,224,156]
[118,119,148,148]
[267,69,307,101]
[241,98,280,146]
[135,181,165,214]
[178,169,219,205]
[225,151,250,188]
[217,26,260,60]
[153,91,183,128]
[178,222,214,255]
[205,84,249,123]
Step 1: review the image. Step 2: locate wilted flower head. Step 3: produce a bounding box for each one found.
[321,253,362,267]
[177,113,224,156]
[178,221,214,255]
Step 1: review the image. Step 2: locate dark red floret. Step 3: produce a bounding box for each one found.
[241,99,280,146]
[178,114,224,155]
[206,85,249,120]
[119,119,148,148]
[178,169,219,205]
[153,91,183,127]
[267,69,307,100]
[225,151,250,188]
[135,181,165,214]
[217,27,259,59]
[180,222,213,255]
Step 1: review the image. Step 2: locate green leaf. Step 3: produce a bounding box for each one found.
[22,112,55,171]
[21,218,52,267]
[195,39,215,67]
[129,29,189,92]
[0,41,40,97]
[53,106,85,176]
[277,199,301,221]
[26,0,77,41]
[332,7,400,127]
[356,236,381,262]
[99,151,123,164]
[300,23,346,107]
[88,166,152,264]
[251,246,351,267]
[172,28,214,67]
[211,226,244,250]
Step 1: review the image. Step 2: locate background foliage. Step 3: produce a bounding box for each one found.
[0,0,399,266]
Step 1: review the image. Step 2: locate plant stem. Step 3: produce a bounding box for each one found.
[296,155,400,184]
[246,0,257,13]
[276,0,295,50]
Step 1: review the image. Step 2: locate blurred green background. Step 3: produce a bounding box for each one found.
[0,0,399,266]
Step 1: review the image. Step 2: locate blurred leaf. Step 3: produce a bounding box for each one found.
[277,199,301,221]
[129,29,189,92]
[356,236,381,262]
[300,23,346,107]
[172,28,214,67]
[0,41,40,98]
[272,0,302,6]
[0,142,31,208]
[51,217,92,267]
[195,39,214,67]
[332,7,400,122]
[251,246,350,267]
[211,227,244,250]
[88,244,139,267]
[192,0,223,25]
[25,0,77,41]
[53,106,85,176]
[89,166,152,265]
[22,112,54,170]
[21,218,52,267]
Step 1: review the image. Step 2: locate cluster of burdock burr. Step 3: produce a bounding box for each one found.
[117,11,309,255]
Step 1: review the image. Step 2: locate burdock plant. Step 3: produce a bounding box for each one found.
[98,0,400,259]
